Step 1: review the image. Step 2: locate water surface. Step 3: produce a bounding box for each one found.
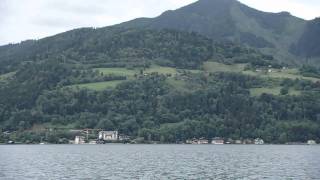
[0,145,319,179]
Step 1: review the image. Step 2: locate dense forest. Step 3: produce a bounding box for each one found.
[0,28,319,144]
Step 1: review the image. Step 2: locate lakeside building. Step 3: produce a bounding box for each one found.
[254,138,264,145]
[74,136,85,144]
[198,138,209,144]
[307,140,317,145]
[98,131,118,141]
[186,138,209,144]
[212,137,224,145]
[119,134,130,141]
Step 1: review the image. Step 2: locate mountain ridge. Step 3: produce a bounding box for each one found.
[118,0,317,65]
[1,0,318,66]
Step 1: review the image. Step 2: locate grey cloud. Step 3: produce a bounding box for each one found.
[46,0,109,15]
[0,0,10,21]
[32,16,83,28]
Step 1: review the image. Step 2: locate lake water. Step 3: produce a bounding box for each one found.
[0,145,319,179]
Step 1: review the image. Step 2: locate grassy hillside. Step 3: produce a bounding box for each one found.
[69,65,196,91]
[70,80,126,91]
[0,72,15,83]
[250,87,301,96]
[204,61,319,82]
[203,62,245,72]
[67,61,320,99]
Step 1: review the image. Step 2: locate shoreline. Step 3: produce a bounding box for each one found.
[0,143,318,146]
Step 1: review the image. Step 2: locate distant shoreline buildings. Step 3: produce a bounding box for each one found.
[186,137,266,145]
[98,131,118,141]
[70,130,130,144]
[3,128,316,145]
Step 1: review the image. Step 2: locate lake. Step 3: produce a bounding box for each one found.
[0,145,319,179]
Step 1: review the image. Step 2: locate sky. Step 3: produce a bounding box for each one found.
[0,0,319,46]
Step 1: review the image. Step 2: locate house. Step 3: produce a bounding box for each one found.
[211,137,224,145]
[99,131,118,141]
[254,138,264,145]
[198,138,209,144]
[307,140,317,145]
[186,138,209,144]
[186,138,200,144]
[119,134,130,141]
[74,136,85,144]
[2,131,11,135]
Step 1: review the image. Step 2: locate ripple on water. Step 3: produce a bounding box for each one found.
[0,145,320,179]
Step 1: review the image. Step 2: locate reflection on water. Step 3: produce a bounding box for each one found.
[0,145,319,179]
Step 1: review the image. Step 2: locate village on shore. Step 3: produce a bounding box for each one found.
[60,129,318,145]
[68,131,318,145]
[2,128,318,145]
[69,131,264,145]
[72,130,268,145]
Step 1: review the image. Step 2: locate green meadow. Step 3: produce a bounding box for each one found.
[70,80,125,91]
[71,62,319,93]
[250,87,301,96]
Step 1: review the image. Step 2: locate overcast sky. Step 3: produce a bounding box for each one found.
[0,0,319,46]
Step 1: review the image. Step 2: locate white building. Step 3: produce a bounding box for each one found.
[75,136,85,144]
[212,137,224,145]
[99,131,118,141]
[254,138,264,145]
[307,140,317,145]
[198,138,209,144]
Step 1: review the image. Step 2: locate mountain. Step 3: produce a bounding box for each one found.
[1,0,320,144]
[120,0,319,65]
[1,0,319,66]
